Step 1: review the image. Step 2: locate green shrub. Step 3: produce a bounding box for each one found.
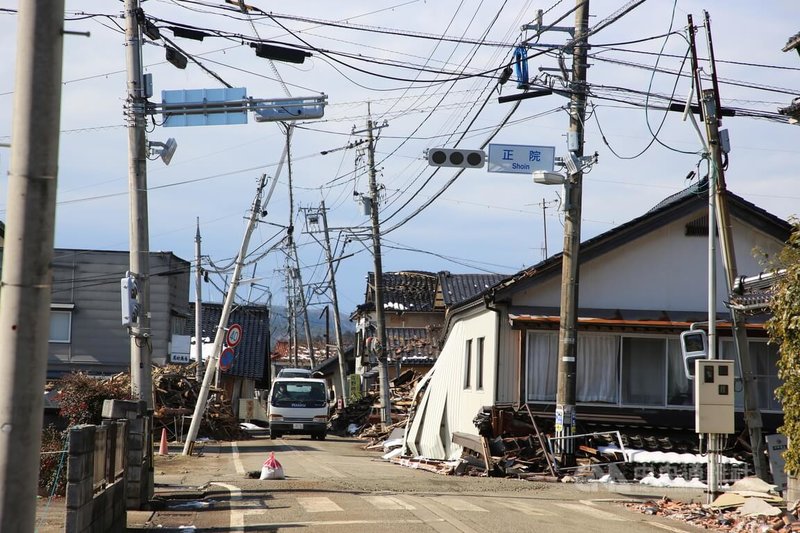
[767,220,800,474]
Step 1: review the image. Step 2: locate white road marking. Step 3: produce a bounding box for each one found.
[405,495,483,533]
[496,498,556,516]
[242,519,445,527]
[554,502,627,521]
[211,482,244,532]
[230,442,246,475]
[297,496,344,513]
[362,495,417,510]
[432,496,488,512]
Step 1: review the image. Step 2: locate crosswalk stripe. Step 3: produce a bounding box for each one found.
[431,496,488,512]
[362,495,416,510]
[496,499,556,516]
[297,497,343,513]
[554,502,627,521]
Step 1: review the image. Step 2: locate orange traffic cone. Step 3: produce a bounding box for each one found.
[158,428,168,455]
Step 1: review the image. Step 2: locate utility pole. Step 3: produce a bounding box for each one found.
[284,263,298,366]
[554,0,590,466]
[291,241,316,368]
[0,2,64,530]
[688,12,768,481]
[194,218,204,380]
[124,0,153,408]
[319,201,349,407]
[363,105,393,428]
[183,175,266,455]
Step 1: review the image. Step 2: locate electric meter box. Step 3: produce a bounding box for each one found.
[695,359,734,434]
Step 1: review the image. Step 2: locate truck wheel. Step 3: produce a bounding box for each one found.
[317,432,326,441]
[270,431,281,440]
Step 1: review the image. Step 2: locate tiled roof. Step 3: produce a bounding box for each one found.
[386,327,440,360]
[190,303,270,380]
[365,271,439,312]
[437,272,508,307]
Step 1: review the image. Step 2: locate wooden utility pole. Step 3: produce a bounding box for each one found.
[319,202,349,407]
[183,175,266,455]
[125,0,153,408]
[688,12,768,481]
[365,104,393,428]
[0,2,64,530]
[554,0,590,467]
[194,218,204,380]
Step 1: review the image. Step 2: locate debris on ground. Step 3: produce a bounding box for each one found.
[152,364,241,441]
[625,490,798,532]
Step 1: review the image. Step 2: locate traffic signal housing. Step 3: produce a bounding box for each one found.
[427,148,486,169]
[121,273,140,327]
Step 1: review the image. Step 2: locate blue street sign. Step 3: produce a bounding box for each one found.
[488,143,555,174]
[161,87,248,127]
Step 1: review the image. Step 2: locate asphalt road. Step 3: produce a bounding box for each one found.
[122,435,706,532]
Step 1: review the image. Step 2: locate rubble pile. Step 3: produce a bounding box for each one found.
[329,370,427,447]
[626,482,798,533]
[151,364,241,441]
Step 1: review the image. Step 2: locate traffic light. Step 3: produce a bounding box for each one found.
[121,273,140,327]
[427,148,486,169]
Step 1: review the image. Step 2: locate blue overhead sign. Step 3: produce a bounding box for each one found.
[488,144,555,174]
[161,87,248,127]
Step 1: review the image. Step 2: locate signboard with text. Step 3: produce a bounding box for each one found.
[488,143,555,174]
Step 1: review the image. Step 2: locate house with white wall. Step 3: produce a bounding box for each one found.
[405,182,791,460]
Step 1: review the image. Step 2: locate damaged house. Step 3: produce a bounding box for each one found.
[404,182,790,460]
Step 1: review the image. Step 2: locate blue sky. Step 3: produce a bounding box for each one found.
[1,1,798,320]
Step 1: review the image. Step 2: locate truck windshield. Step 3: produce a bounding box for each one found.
[270,382,327,408]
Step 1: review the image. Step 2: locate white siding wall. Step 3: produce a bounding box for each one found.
[406,306,498,460]
[515,215,783,312]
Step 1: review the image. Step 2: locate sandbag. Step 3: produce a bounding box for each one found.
[260,451,285,480]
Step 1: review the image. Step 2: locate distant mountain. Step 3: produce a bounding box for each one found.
[268,305,355,343]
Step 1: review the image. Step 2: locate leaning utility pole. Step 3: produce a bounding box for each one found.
[554,0,590,466]
[319,201,349,407]
[124,0,153,407]
[364,105,393,428]
[183,175,266,455]
[692,12,768,480]
[194,218,204,380]
[0,2,64,530]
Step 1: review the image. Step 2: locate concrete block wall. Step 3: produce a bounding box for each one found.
[65,423,128,533]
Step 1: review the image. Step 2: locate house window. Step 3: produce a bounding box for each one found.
[720,339,781,412]
[527,332,618,403]
[464,339,472,389]
[49,310,72,343]
[621,337,666,406]
[476,337,485,390]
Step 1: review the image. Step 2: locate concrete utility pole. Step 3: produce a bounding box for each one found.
[0,2,64,530]
[183,175,267,455]
[554,0,590,466]
[319,201,349,407]
[194,218,204,380]
[125,0,153,407]
[688,13,768,481]
[365,105,393,428]
[291,241,316,368]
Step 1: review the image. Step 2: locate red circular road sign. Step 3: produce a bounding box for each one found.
[219,347,235,371]
[225,323,243,348]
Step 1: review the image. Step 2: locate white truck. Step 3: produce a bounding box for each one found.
[268,377,330,440]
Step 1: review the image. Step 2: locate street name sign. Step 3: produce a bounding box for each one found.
[488,143,555,174]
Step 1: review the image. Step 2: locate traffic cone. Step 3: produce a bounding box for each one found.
[158,427,168,455]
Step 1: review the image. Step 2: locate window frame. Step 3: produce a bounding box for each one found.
[464,339,472,390]
[476,337,485,390]
[49,309,72,344]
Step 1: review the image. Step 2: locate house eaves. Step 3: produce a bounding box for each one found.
[488,181,791,303]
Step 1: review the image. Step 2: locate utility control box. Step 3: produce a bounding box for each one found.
[695,359,735,434]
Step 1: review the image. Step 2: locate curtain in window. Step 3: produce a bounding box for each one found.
[527,332,557,401]
[577,335,618,403]
[667,338,693,405]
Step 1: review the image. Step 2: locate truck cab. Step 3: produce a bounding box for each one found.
[268,377,329,440]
